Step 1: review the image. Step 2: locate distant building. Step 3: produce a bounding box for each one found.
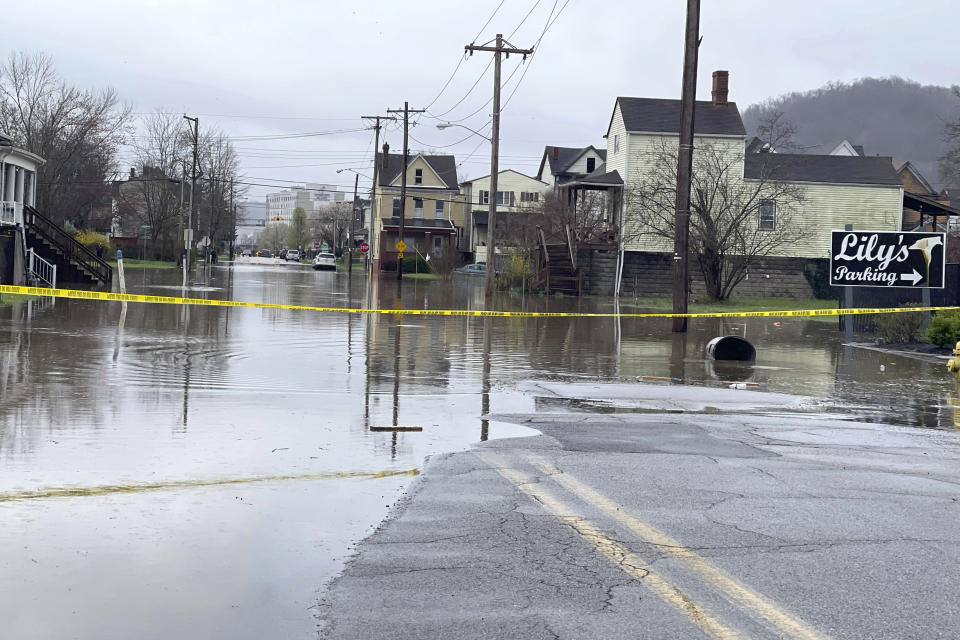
[266,184,345,222]
[237,201,267,226]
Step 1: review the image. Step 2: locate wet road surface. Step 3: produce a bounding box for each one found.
[1,260,958,638]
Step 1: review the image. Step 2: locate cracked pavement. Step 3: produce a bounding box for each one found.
[318,383,960,639]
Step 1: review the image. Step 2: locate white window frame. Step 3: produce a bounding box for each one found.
[413,197,423,218]
[434,199,445,219]
[758,199,776,231]
[479,190,489,205]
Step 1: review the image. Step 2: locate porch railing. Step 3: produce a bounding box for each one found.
[1,201,24,226]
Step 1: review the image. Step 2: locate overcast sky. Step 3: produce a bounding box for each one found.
[5,0,958,201]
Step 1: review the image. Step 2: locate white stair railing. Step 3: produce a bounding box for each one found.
[27,248,57,288]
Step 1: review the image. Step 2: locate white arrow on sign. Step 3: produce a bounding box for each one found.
[899,269,923,285]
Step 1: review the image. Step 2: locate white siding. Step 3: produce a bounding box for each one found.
[765,182,902,258]
[565,149,605,175]
[464,170,549,213]
[606,104,627,177]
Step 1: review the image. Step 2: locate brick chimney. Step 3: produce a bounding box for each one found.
[381,142,390,170]
[712,70,729,106]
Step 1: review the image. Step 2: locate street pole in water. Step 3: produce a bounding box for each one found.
[387,103,425,281]
[671,0,701,333]
[465,34,533,305]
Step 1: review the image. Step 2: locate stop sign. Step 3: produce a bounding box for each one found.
[314,242,320,250]
[360,241,370,254]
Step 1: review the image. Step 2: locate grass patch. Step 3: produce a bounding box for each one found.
[0,292,33,306]
[621,296,839,315]
[108,259,178,269]
[403,273,439,280]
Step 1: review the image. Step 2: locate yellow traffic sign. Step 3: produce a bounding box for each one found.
[397,252,404,260]
[395,240,407,252]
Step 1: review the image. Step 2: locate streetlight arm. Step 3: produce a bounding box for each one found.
[436,122,491,142]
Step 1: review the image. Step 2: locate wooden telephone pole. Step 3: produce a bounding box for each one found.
[671,0,701,333]
[465,34,533,303]
[386,102,425,281]
[361,115,397,273]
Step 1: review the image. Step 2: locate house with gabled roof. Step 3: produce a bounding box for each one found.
[371,144,467,271]
[598,70,913,298]
[536,145,607,190]
[460,169,549,262]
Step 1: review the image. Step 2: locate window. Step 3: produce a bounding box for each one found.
[392,197,401,217]
[586,157,596,173]
[479,190,489,205]
[520,192,540,203]
[614,135,620,154]
[496,191,514,206]
[415,168,423,185]
[433,235,444,256]
[758,199,776,230]
[435,199,445,219]
[413,198,423,218]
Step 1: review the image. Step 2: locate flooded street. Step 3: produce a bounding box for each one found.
[1,261,956,639]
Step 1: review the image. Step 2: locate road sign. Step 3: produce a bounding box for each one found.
[830,230,945,288]
[395,240,406,252]
[360,241,370,254]
[321,242,329,252]
[314,242,320,250]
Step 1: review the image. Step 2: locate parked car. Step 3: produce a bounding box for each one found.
[312,252,336,271]
[241,249,252,257]
[285,249,301,262]
[455,263,487,276]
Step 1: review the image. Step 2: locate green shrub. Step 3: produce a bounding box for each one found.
[400,254,431,274]
[873,303,924,344]
[926,308,960,347]
[803,259,841,300]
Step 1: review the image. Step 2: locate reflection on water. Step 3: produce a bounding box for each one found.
[0,261,956,638]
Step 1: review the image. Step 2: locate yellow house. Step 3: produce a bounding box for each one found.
[460,169,549,262]
[372,148,466,272]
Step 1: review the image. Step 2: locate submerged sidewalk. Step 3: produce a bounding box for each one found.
[319,383,960,639]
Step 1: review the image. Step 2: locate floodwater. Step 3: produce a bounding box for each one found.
[0,259,956,639]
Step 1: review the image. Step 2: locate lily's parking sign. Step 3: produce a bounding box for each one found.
[830,230,946,288]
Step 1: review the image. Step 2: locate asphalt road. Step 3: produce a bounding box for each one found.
[319,383,960,639]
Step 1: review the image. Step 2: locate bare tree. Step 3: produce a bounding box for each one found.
[0,52,131,228]
[940,87,960,189]
[753,109,799,153]
[117,111,190,258]
[624,140,806,300]
[198,129,243,253]
[312,201,352,253]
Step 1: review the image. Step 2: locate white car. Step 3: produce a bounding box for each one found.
[285,249,301,262]
[312,252,336,271]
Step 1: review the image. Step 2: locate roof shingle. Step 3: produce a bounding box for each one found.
[744,154,901,186]
[614,98,746,136]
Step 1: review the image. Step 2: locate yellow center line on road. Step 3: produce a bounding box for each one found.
[532,459,831,640]
[478,451,743,640]
[0,468,420,503]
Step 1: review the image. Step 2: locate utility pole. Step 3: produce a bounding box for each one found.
[183,115,199,273]
[349,172,359,274]
[361,115,397,274]
[465,34,533,303]
[386,102,425,281]
[671,0,701,333]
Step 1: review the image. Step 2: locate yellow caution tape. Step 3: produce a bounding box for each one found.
[1,284,957,319]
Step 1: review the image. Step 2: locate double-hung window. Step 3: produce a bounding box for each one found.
[758,199,776,230]
[479,190,489,205]
[414,168,423,185]
[413,198,423,218]
[496,191,514,206]
[392,197,401,217]
[435,199,445,219]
